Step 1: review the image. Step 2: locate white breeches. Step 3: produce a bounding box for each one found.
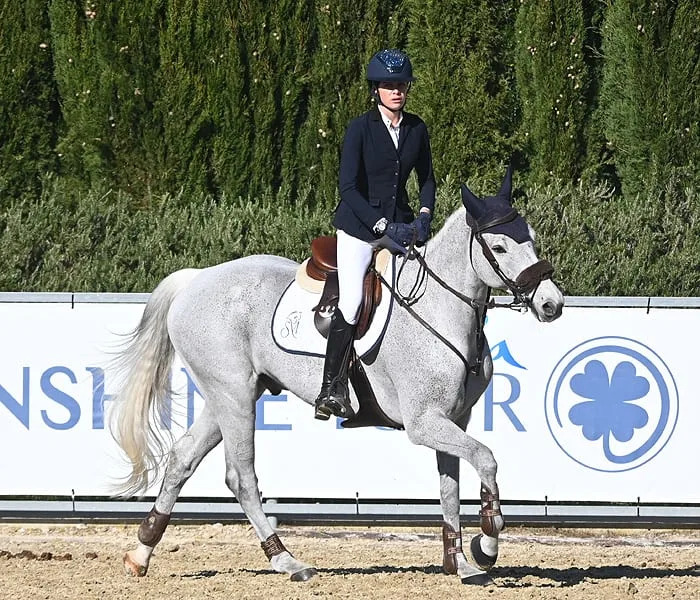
[336,229,375,325]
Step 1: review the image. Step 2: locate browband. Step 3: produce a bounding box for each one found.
[476,208,518,232]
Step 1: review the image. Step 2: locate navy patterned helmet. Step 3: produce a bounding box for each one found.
[366,49,415,83]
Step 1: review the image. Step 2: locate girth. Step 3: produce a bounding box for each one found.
[308,236,382,340]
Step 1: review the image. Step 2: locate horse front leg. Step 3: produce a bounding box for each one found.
[124,408,222,576]
[436,451,496,585]
[411,413,504,585]
[464,354,504,571]
[469,482,504,571]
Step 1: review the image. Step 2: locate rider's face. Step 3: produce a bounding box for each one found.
[377,81,409,110]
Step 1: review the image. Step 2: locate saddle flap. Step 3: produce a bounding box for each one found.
[308,236,337,279]
[354,270,381,339]
[341,355,404,430]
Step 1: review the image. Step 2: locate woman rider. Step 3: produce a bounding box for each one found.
[314,49,436,421]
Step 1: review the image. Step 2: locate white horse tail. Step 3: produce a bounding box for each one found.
[110,268,200,496]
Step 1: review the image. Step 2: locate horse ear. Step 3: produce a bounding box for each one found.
[498,164,513,204]
[461,183,483,216]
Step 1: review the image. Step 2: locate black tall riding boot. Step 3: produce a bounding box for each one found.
[314,308,356,420]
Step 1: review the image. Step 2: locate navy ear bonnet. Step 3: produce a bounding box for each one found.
[460,166,531,244]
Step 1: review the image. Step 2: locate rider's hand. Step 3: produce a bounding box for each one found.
[412,212,432,246]
[385,222,416,247]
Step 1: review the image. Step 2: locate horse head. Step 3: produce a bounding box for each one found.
[460,167,564,322]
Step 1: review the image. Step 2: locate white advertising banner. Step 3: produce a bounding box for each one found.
[0,297,698,503]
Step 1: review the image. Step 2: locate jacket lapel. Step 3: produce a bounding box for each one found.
[398,115,412,155]
[370,108,400,156]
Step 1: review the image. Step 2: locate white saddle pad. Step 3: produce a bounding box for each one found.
[271,253,395,358]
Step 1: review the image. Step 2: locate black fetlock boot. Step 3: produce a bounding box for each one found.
[314,309,356,420]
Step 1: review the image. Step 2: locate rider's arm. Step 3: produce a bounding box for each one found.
[338,118,383,231]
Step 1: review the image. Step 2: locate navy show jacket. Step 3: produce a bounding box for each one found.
[333,107,436,242]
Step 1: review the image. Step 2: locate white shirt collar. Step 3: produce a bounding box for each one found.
[380,110,403,129]
[380,111,403,148]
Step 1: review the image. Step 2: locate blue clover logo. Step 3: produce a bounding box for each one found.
[569,360,649,443]
[545,337,678,472]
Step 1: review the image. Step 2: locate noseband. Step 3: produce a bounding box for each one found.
[465,208,554,307]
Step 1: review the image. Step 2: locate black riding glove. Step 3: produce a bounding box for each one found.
[385,222,416,247]
[413,212,432,246]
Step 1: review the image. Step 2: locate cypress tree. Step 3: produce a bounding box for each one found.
[208,6,253,199]
[297,0,407,208]
[157,0,222,196]
[514,0,597,185]
[600,0,695,195]
[49,0,168,194]
[297,1,366,207]
[264,0,315,200]
[0,1,60,199]
[659,1,698,188]
[49,0,112,187]
[407,0,520,183]
[101,0,167,195]
[230,0,279,197]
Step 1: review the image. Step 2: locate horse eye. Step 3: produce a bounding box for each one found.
[492,245,507,254]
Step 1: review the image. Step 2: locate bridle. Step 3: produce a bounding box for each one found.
[464,208,554,308]
[377,208,554,375]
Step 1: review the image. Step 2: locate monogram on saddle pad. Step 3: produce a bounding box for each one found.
[302,236,388,339]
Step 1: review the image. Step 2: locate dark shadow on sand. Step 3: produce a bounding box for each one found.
[492,564,699,588]
[182,563,699,587]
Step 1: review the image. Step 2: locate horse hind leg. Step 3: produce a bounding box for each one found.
[123,408,222,577]
[214,382,317,582]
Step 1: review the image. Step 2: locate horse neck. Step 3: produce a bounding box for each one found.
[425,207,490,305]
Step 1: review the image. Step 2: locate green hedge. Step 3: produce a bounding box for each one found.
[1,175,696,295]
[0,176,334,291]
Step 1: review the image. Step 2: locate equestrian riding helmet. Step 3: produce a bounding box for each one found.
[366,49,415,83]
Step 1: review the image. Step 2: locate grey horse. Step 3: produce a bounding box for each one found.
[112,170,564,585]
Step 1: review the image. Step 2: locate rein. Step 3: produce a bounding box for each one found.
[377,210,554,375]
[378,244,491,375]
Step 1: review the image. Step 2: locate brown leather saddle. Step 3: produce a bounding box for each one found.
[304,236,402,430]
[307,236,383,340]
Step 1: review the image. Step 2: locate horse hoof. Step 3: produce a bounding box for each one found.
[470,534,497,570]
[123,552,148,577]
[461,572,495,586]
[290,567,317,582]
